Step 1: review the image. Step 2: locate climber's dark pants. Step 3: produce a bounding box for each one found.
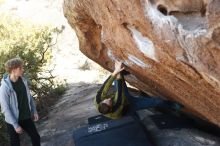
[114,77,171,112]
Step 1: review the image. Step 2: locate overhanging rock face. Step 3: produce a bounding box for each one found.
[63,0,220,127]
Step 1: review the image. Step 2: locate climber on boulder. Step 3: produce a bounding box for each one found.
[94,61,183,119]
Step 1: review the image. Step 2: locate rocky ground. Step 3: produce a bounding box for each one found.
[33,82,220,146]
[20,80,220,146]
[38,82,101,146]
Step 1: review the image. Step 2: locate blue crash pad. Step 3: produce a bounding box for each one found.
[73,116,153,146]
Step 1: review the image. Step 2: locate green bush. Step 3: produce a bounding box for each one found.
[0,113,9,146]
[0,16,67,145]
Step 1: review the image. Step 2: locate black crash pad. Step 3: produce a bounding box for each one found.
[137,110,220,146]
[73,116,153,146]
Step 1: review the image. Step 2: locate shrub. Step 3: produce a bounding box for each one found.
[0,16,67,145]
[0,113,9,146]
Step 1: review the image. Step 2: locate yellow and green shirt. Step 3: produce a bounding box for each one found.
[94,75,127,119]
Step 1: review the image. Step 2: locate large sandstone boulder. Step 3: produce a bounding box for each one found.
[63,0,220,127]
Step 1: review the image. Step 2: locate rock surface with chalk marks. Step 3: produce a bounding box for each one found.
[63,0,220,127]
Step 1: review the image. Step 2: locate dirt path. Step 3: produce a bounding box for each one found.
[38,82,101,146]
